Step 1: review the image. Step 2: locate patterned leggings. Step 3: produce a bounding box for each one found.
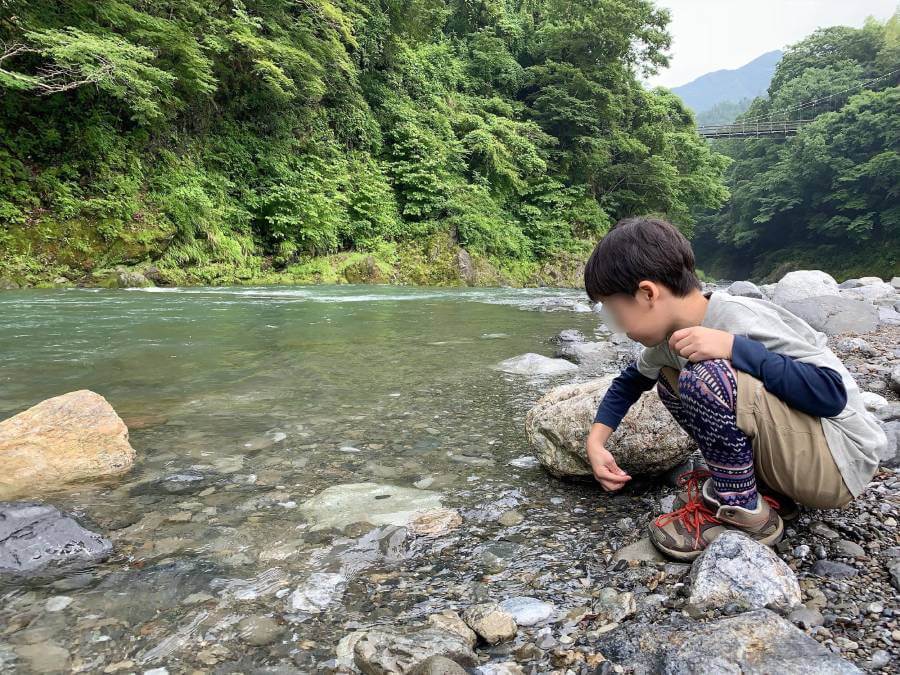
[657,359,759,509]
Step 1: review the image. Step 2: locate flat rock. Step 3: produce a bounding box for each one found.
[612,536,667,563]
[525,375,695,478]
[289,572,346,612]
[0,390,135,499]
[494,353,578,376]
[783,295,878,335]
[353,628,477,675]
[773,270,839,306]
[689,530,801,611]
[812,560,859,578]
[0,502,113,577]
[299,482,442,531]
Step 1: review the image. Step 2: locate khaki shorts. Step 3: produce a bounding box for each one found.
[660,365,853,509]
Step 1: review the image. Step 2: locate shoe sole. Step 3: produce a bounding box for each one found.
[648,518,784,562]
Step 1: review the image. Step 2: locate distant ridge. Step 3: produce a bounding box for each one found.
[670,50,783,113]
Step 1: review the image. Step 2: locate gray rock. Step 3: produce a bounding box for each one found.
[877,420,900,468]
[726,280,764,299]
[237,615,283,646]
[553,329,585,343]
[835,539,865,558]
[494,353,578,376]
[890,365,900,395]
[289,571,346,612]
[0,502,113,577]
[861,391,889,412]
[783,295,878,335]
[461,603,517,644]
[556,340,618,372]
[108,267,154,288]
[426,611,477,647]
[596,587,636,622]
[836,337,876,356]
[666,611,860,673]
[525,375,695,478]
[773,270,839,306]
[892,276,900,291]
[878,306,900,326]
[889,561,900,591]
[612,537,667,563]
[299,482,442,531]
[840,282,895,304]
[812,560,859,578]
[789,605,824,629]
[498,597,555,626]
[410,655,468,675]
[353,628,478,675]
[597,609,860,674]
[688,530,801,611]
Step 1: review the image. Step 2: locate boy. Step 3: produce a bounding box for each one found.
[584,216,887,561]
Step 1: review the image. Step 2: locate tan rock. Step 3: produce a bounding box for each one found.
[525,375,694,478]
[0,390,135,499]
[461,603,517,644]
[427,610,478,648]
[409,508,462,537]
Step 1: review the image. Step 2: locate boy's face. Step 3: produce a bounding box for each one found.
[598,281,673,347]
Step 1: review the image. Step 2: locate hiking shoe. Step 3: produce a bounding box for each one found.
[670,469,799,522]
[714,496,784,548]
[649,474,728,561]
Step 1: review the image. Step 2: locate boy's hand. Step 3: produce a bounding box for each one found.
[587,441,631,491]
[669,326,734,362]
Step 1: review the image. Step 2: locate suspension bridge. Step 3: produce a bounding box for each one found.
[695,67,899,139]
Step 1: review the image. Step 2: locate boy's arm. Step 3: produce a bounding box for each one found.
[593,362,658,429]
[730,335,847,417]
[587,363,658,491]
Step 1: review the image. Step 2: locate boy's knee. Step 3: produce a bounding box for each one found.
[676,359,735,398]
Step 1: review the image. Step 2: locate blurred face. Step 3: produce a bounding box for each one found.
[598,281,673,347]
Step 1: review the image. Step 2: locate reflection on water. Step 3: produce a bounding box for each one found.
[0,285,641,672]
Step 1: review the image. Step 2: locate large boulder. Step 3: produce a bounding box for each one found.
[0,502,113,577]
[688,531,801,611]
[525,375,695,478]
[0,390,136,499]
[782,295,878,335]
[772,270,839,306]
[597,609,861,674]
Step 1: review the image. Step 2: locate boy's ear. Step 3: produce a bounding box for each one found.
[636,280,660,304]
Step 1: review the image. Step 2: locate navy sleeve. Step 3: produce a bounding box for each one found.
[731,335,847,418]
[594,362,658,429]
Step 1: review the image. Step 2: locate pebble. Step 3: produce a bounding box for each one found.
[812,560,859,578]
[44,596,73,612]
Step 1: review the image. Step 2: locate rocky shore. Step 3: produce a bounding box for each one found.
[0,269,898,673]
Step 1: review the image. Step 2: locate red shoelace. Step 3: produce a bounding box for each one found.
[656,468,783,546]
[654,468,719,547]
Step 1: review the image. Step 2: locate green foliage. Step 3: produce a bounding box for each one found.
[0,0,730,285]
[693,10,900,280]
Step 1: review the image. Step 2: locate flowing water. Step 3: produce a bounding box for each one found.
[0,285,654,673]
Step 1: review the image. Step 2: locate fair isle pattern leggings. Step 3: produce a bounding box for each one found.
[657,359,759,509]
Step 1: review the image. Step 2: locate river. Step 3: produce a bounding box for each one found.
[0,285,650,672]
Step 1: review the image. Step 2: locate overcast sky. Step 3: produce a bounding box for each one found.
[643,1,898,89]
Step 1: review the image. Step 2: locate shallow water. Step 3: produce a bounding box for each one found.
[0,285,649,672]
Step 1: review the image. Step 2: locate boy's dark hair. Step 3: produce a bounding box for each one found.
[584,216,701,302]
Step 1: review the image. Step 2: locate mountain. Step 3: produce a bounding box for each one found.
[671,50,783,113]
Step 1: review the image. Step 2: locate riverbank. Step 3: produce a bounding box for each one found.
[0,229,593,291]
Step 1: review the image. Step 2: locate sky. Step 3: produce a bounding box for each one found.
[643,1,899,89]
